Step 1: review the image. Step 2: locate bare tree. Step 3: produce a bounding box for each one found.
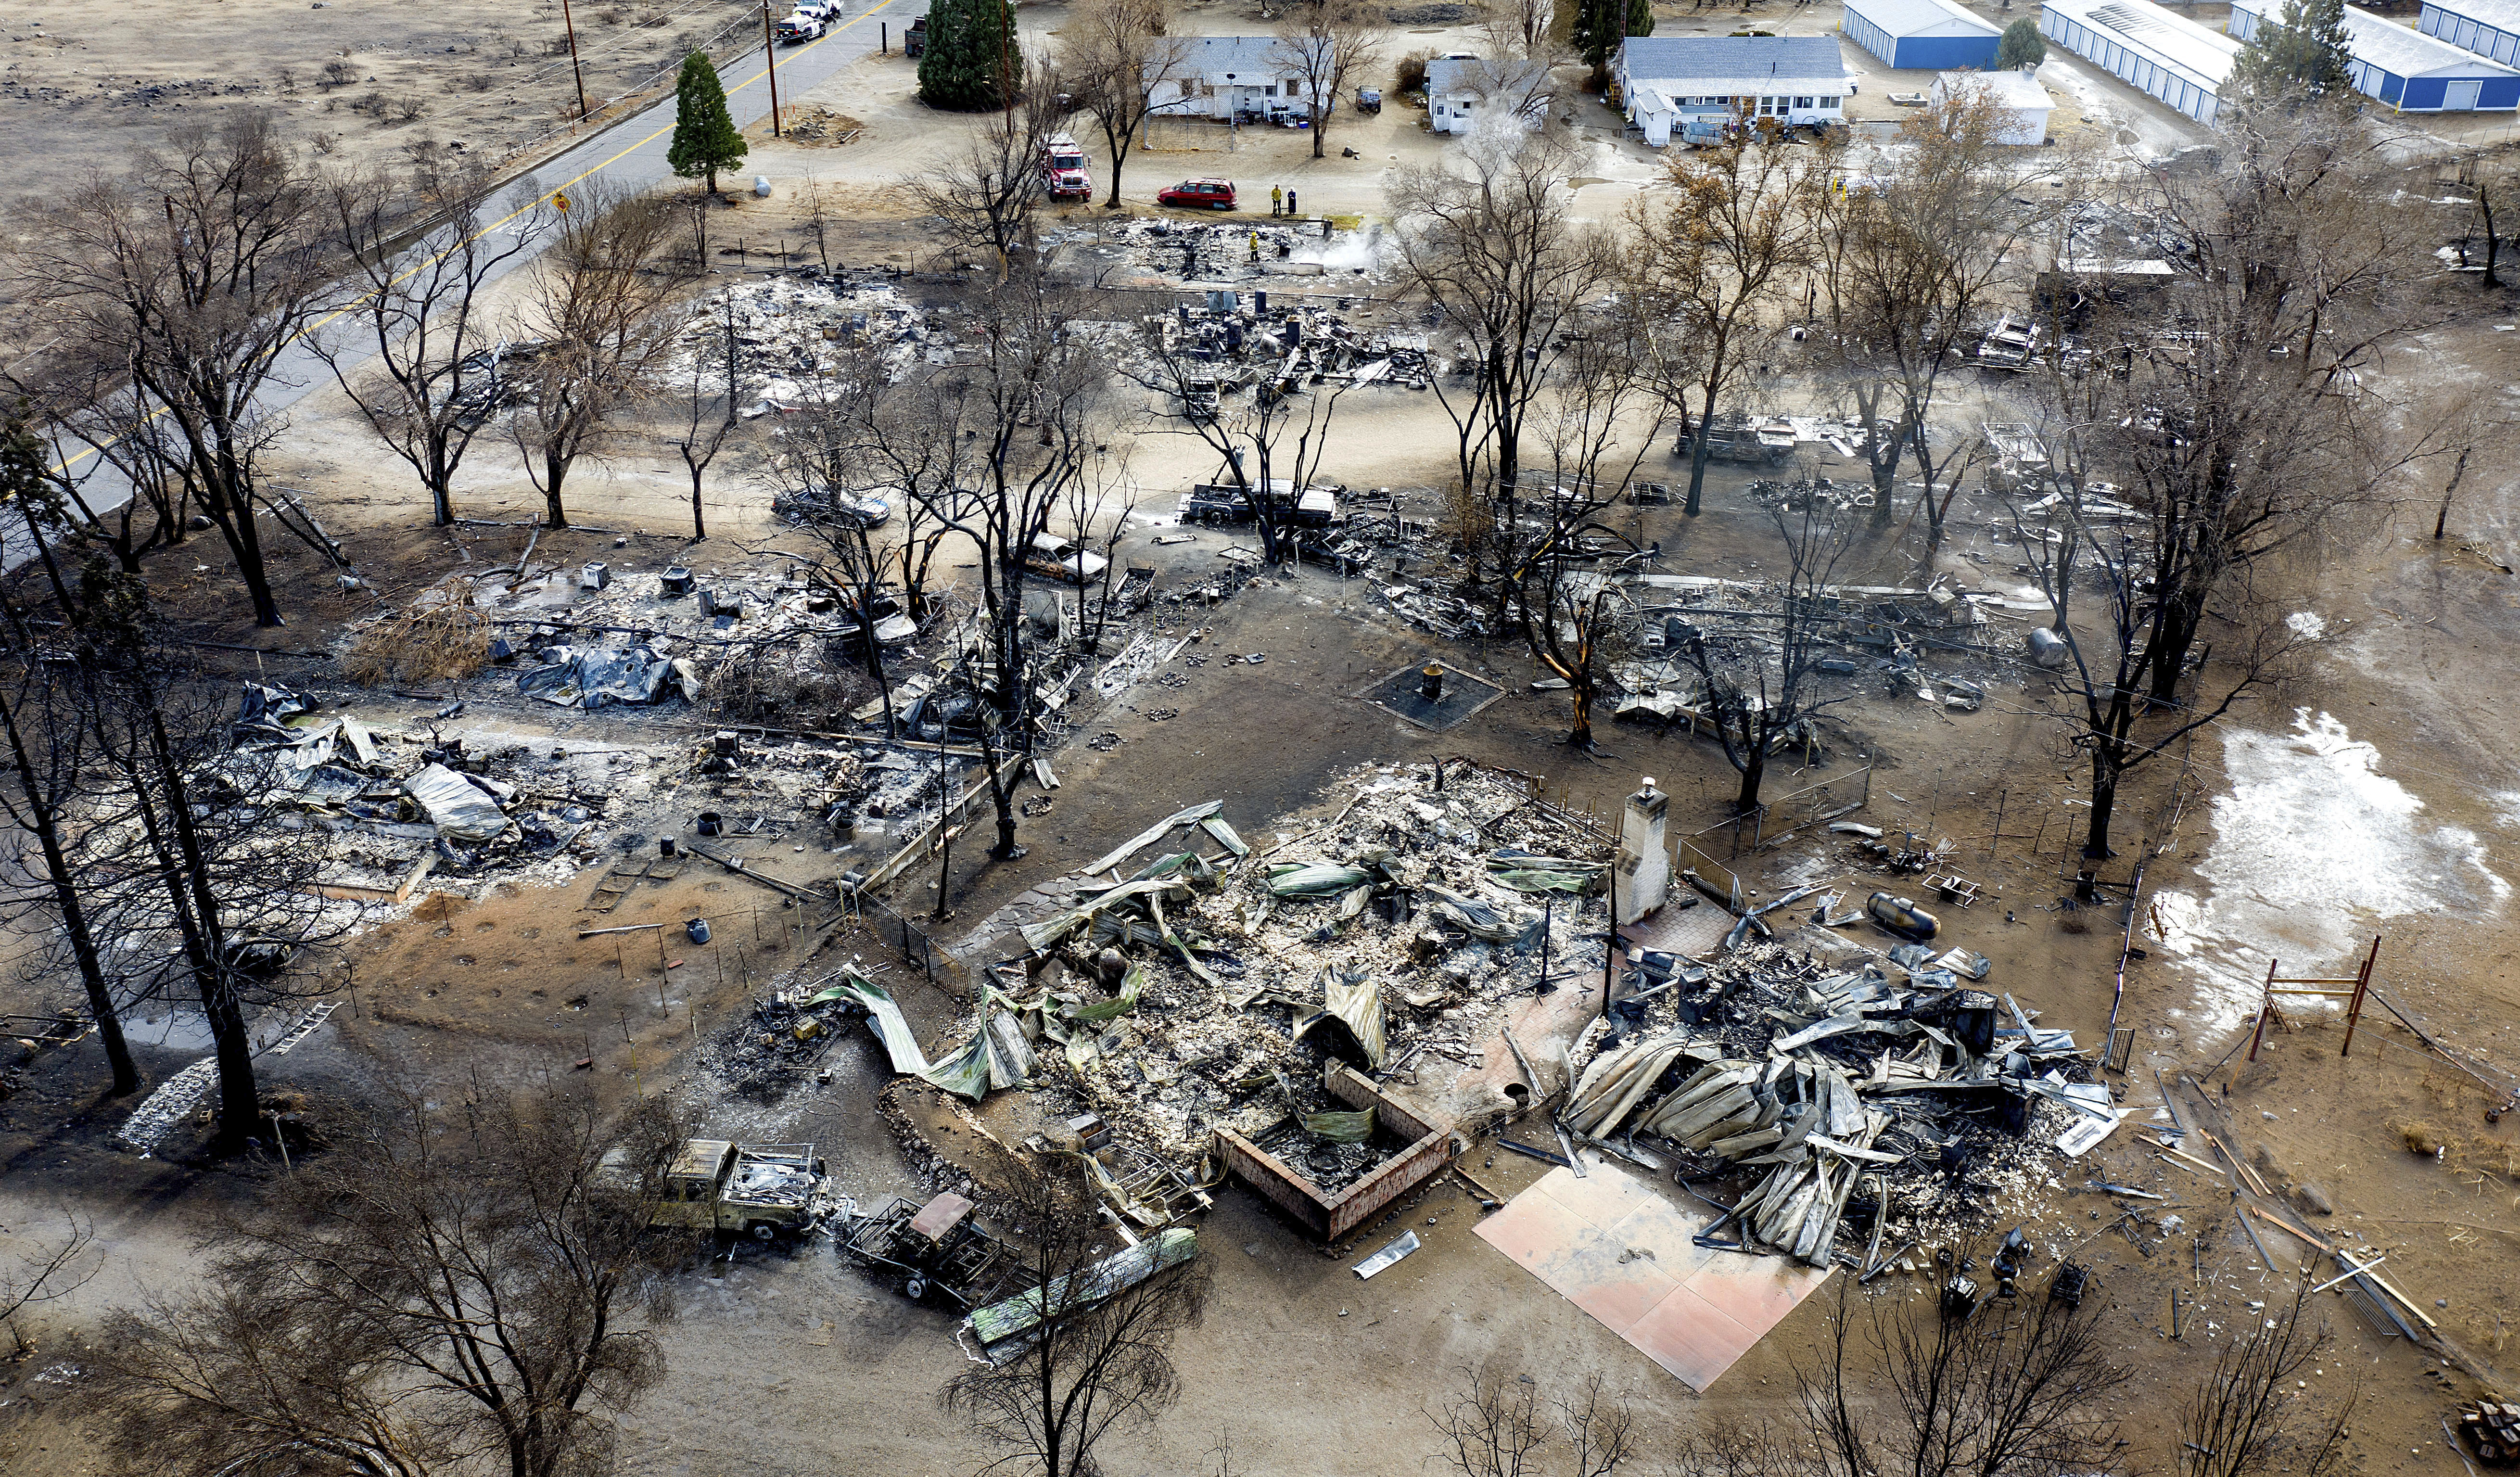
[912,67,1075,269]
[1812,90,2082,541]
[0,576,140,1095]
[1272,2,1387,161]
[1634,135,1825,516]
[1800,1273,2130,1477]
[89,1083,687,1477]
[7,366,195,575]
[0,1210,99,1358]
[665,272,742,543]
[1671,495,1863,813]
[316,157,547,527]
[508,181,685,528]
[1427,1363,1551,1477]
[1387,118,1615,506]
[1064,0,1189,207]
[1129,320,1352,566]
[2178,1275,2354,1477]
[2100,101,2444,702]
[892,268,1111,860]
[941,1163,1211,1477]
[12,113,337,626]
[1476,0,1559,59]
[69,571,371,1150]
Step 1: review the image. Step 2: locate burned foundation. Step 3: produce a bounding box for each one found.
[1214,1062,1459,1240]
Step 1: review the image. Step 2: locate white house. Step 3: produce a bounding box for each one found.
[1424,55,1555,133]
[1615,36,1850,146]
[1931,67,2054,142]
[1145,35,1336,122]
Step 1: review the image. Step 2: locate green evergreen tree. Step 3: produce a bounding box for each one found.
[918,0,1024,112]
[2232,0,2353,96]
[667,51,747,194]
[1574,0,1654,90]
[1995,18,2048,70]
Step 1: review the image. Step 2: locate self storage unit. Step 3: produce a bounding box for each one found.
[2038,0,2238,122]
[2228,0,2520,108]
[1841,0,2005,70]
[2417,0,2520,67]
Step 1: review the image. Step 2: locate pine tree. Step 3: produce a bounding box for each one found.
[667,51,747,194]
[2232,0,2353,97]
[918,0,1024,112]
[1574,0,1654,90]
[1995,18,2048,70]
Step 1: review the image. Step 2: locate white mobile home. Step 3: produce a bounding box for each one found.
[1424,55,1555,133]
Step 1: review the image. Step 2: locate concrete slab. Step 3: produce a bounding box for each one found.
[1474,1159,1833,1391]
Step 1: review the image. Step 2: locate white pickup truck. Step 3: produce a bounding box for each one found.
[776,0,840,42]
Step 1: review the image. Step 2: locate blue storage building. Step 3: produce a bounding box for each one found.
[2228,0,2520,109]
[2417,0,2520,67]
[1842,0,2006,70]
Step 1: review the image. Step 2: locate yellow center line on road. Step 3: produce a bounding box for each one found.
[49,0,902,476]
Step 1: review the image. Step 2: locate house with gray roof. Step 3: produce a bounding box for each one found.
[1614,36,1852,146]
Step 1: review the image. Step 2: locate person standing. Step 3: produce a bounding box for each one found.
[1271,185,1284,217]
[1285,188,1298,217]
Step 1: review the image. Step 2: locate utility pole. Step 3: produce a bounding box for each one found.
[762,0,784,137]
[560,0,591,121]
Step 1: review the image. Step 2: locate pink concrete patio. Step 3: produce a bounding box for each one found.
[1474,1160,1833,1391]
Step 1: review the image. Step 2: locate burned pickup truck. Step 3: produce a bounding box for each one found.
[608,1138,831,1240]
[1179,478,1342,529]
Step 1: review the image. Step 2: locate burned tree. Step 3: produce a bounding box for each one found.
[1387,118,1616,509]
[508,182,686,529]
[888,268,1112,861]
[663,266,742,543]
[89,1085,687,1477]
[1671,497,1862,813]
[1634,136,1826,517]
[1130,312,1353,567]
[1509,308,1664,747]
[2177,1275,2354,1477]
[12,113,337,626]
[1799,1271,2129,1477]
[1811,90,2082,541]
[66,572,369,1149]
[941,1164,1211,1477]
[0,629,140,1096]
[316,158,548,527]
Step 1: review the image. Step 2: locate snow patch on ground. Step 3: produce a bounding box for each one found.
[2151,709,2505,1032]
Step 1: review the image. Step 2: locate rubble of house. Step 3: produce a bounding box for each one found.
[1141,291,1432,400]
[1051,216,1399,288]
[1565,924,2112,1267]
[734,763,1614,1232]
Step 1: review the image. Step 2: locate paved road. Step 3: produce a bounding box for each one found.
[47,0,916,546]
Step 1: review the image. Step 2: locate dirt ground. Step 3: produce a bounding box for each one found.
[7,3,2520,1474]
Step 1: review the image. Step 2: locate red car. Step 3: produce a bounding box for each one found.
[1156,178,1237,210]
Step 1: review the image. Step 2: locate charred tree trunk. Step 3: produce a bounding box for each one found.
[0,691,137,1095]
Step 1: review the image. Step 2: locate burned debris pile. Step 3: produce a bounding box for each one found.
[993,771,1606,1184]
[1567,933,2103,1266]
[743,765,1609,1226]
